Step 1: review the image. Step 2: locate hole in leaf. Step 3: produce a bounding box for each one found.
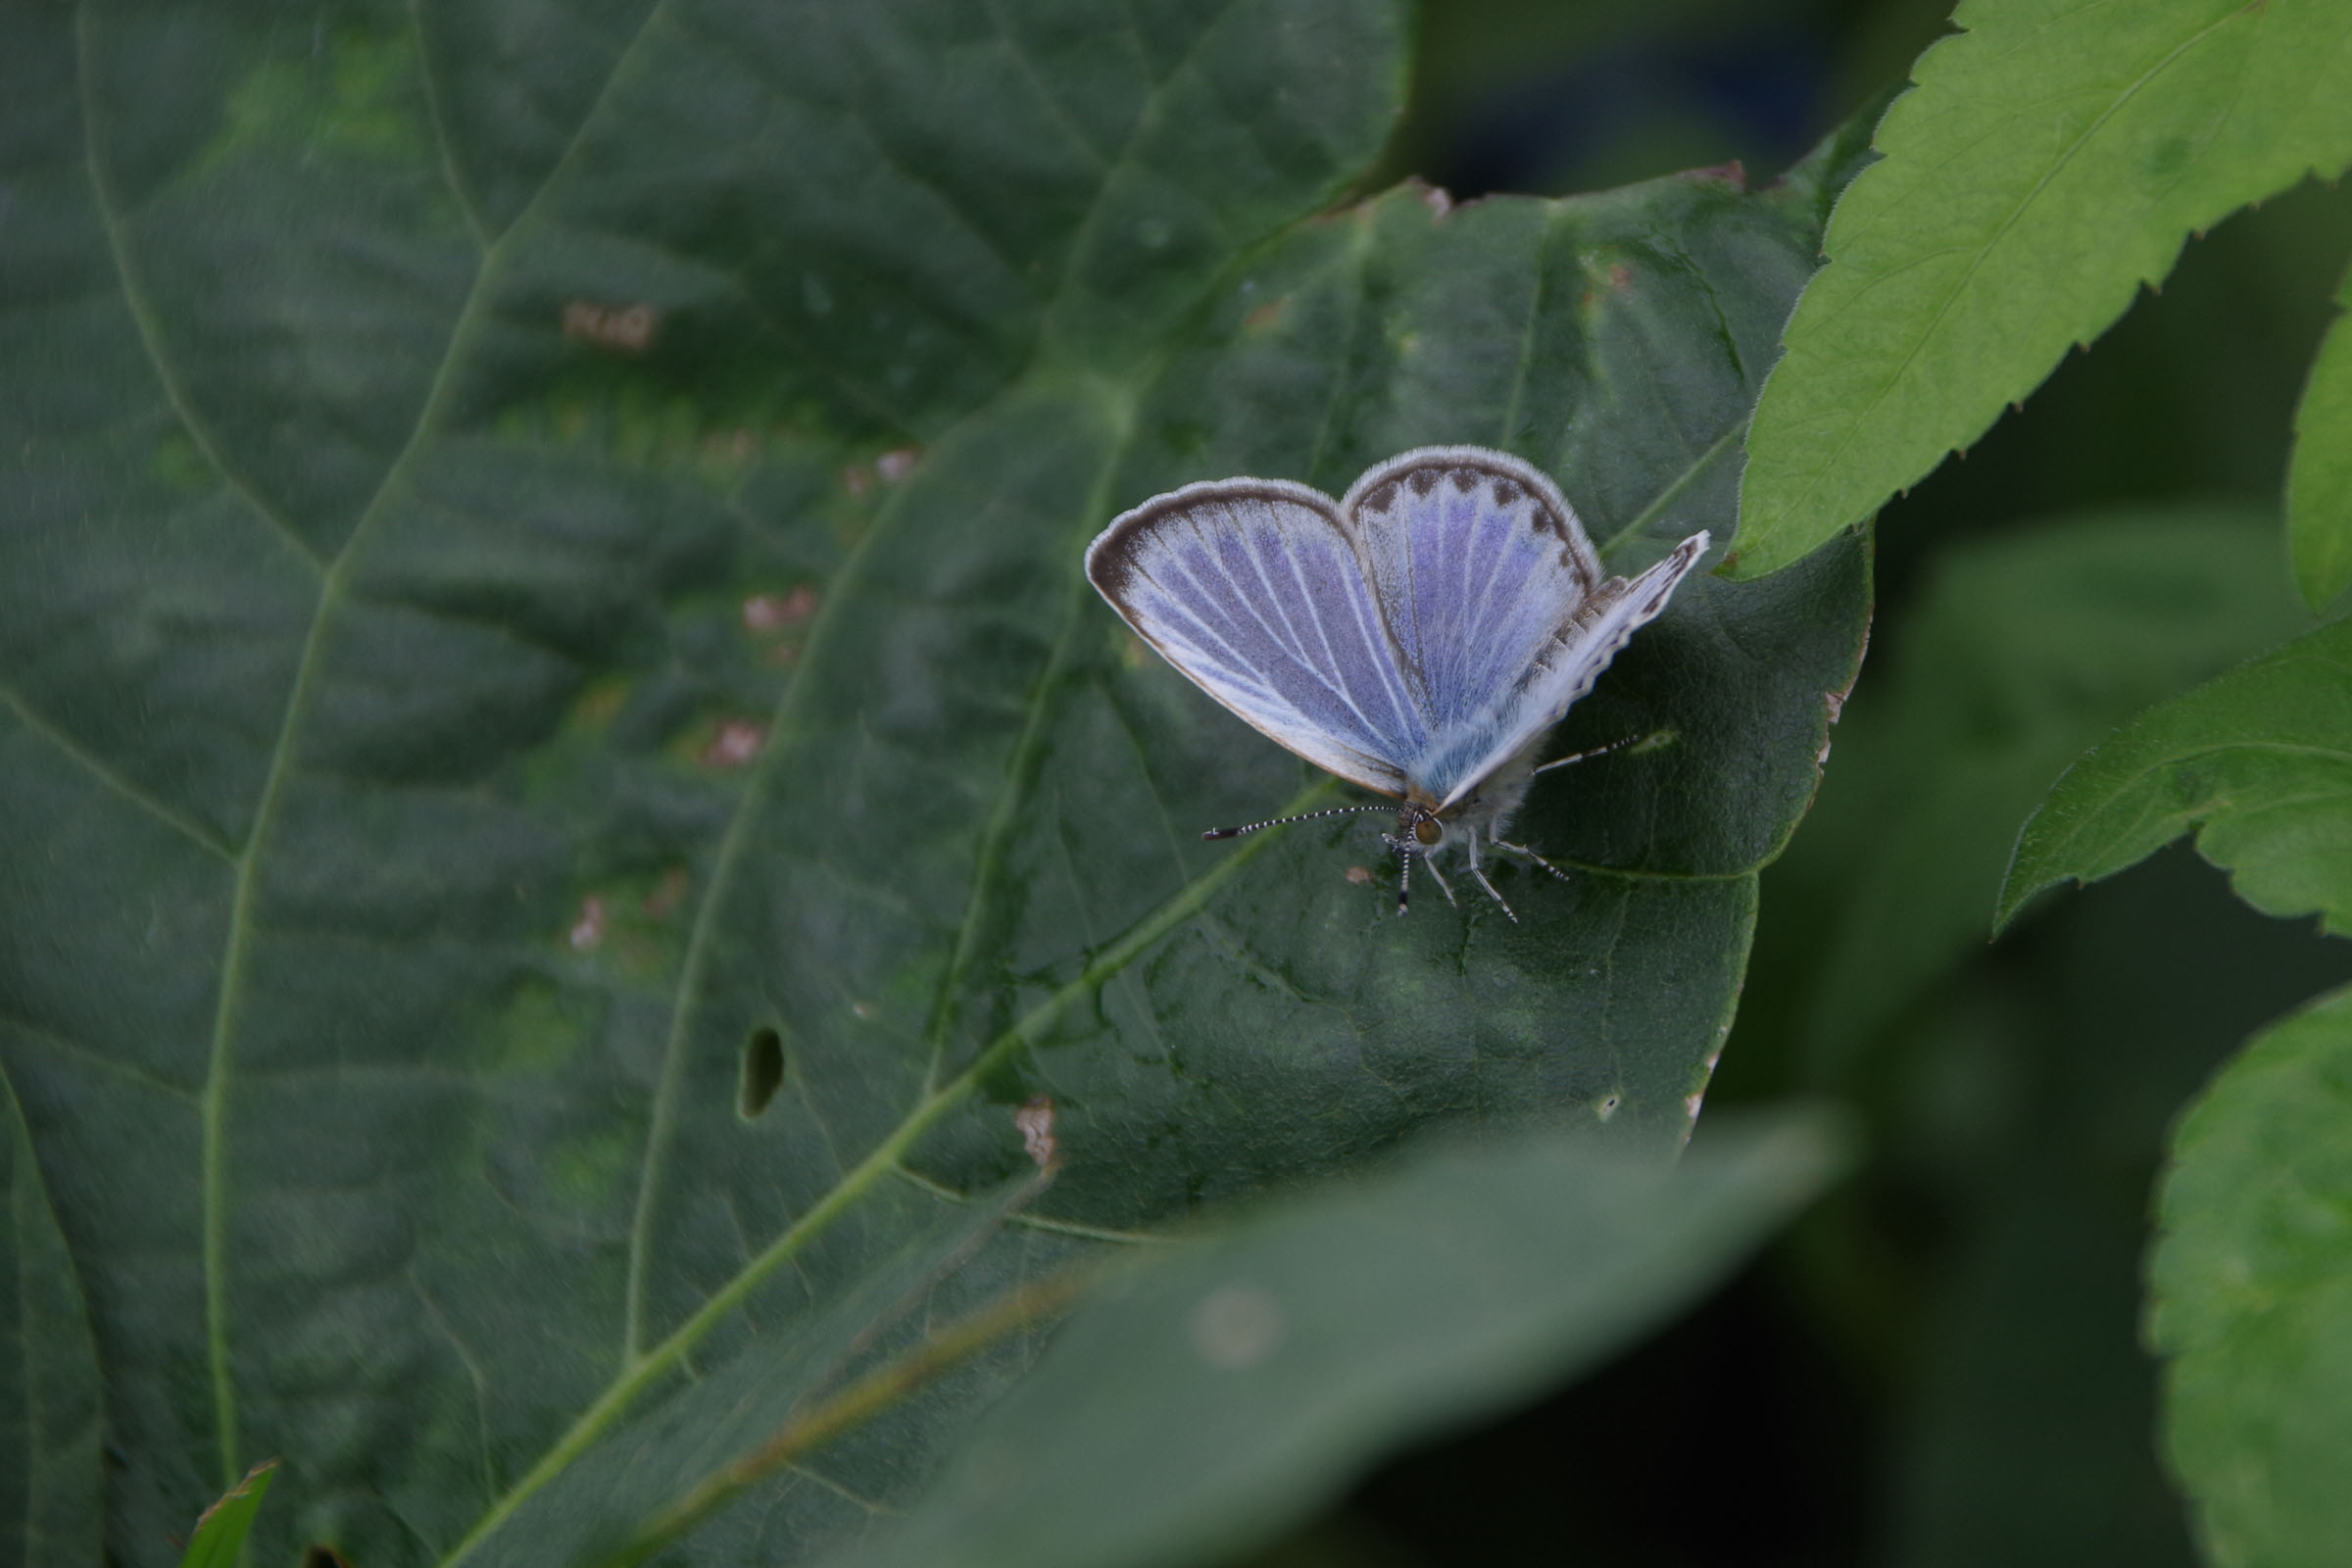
[302,1547,354,1568]
[740,1026,786,1118]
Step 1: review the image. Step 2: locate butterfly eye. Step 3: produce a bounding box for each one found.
[1413,818,1444,847]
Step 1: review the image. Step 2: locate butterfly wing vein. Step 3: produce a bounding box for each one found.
[1087,449,1708,813]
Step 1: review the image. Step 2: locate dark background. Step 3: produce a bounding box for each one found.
[1241,2,2352,1562]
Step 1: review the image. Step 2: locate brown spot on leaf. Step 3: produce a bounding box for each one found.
[744,583,820,634]
[562,300,661,353]
[643,867,691,919]
[1016,1095,1059,1169]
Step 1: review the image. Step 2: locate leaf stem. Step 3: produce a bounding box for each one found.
[594,1263,1105,1568]
[439,777,1321,1565]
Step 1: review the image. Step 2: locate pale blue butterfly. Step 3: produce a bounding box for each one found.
[1085,445,1709,921]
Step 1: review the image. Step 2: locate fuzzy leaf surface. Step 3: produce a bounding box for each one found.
[0,4,1871,1562]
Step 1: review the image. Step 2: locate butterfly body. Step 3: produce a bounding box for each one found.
[1087,446,1707,919]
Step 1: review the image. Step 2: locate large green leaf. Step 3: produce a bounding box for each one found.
[1997,616,2352,932]
[1787,505,2307,1069]
[0,3,1872,1562]
[2149,982,2352,1568]
[1735,0,2352,578]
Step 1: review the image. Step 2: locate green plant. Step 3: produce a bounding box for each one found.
[1739,2,2352,1563]
[10,1,2352,1564]
[2,3,1863,1562]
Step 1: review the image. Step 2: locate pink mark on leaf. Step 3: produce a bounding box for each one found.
[561,300,661,353]
[702,721,766,767]
[568,895,609,952]
[1015,1095,1058,1170]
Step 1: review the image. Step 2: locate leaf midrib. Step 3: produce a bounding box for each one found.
[76,0,688,1490]
[56,0,1791,1538]
[438,776,1314,1567]
[615,0,1261,1397]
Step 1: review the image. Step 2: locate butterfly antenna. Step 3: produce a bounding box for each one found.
[1532,734,1641,776]
[1201,804,1393,841]
[1420,853,1459,908]
[1394,837,1412,916]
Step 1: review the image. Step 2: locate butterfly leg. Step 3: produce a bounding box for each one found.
[1462,830,1519,924]
[1420,852,1459,909]
[1491,837,1576,886]
[1383,833,1454,915]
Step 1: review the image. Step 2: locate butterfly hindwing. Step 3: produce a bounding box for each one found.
[1086,479,1428,796]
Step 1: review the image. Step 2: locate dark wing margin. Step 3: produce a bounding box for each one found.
[1086,477,1428,796]
[1340,446,1605,740]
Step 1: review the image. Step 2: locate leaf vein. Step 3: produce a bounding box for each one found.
[406,0,491,248]
[0,683,235,861]
[72,4,327,576]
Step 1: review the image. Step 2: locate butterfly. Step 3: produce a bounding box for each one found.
[1085,445,1709,921]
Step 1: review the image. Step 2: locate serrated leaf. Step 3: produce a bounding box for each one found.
[1791,505,2307,1066]
[0,4,1873,1563]
[2288,261,2352,608]
[1735,0,2352,579]
[2149,982,2352,1568]
[1997,616,2352,931]
[821,1113,1847,1568]
[178,1461,276,1568]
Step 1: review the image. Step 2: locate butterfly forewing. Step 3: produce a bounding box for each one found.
[1431,530,1709,809]
[1086,479,1427,796]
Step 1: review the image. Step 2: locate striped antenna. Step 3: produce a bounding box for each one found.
[1201,804,1395,841]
